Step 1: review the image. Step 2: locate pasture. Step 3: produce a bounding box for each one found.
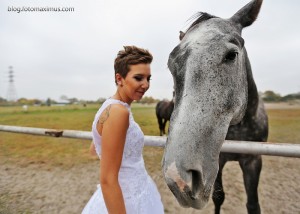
[0,103,300,213]
[0,103,161,168]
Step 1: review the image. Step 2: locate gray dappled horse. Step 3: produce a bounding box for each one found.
[162,0,268,213]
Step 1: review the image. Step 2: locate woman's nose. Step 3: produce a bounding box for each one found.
[142,80,150,89]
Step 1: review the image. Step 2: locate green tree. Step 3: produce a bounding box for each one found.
[281,92,300,102]
[0,97,7,103]
[138,96,159,104]
[46,98,52,106]
[262,90,282,102]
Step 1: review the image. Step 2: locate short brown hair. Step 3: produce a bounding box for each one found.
[114,46,153,84]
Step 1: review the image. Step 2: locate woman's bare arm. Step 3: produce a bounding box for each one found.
[89,141,97,156]
[99,104,129,214]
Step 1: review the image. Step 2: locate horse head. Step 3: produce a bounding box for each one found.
[162,0,263,209]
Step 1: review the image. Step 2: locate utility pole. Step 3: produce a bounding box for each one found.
[6,66,17,102]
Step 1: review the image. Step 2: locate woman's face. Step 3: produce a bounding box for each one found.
[119,63,151,102]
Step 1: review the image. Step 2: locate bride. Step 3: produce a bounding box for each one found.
[82,46,164,213]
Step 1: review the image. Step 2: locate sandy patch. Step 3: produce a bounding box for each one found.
[1,156,300,214]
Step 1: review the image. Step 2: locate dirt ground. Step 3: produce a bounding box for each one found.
[1,155,299,214]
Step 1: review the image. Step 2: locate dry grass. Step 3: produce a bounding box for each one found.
[0,103,162,168]
[0,104,99,168]
[267,108,300,144]
[1,103,300,169]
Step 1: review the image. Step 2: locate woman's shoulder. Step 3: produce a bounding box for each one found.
[98,98,130,124]
[96,103,129,134]
[102,103,129,124]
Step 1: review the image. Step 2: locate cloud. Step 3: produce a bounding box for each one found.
[0,0,299,100]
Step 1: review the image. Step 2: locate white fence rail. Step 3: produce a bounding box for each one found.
[1,125,300,158]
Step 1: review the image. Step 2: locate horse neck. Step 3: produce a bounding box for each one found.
[169,100,174,111]
[244,49,259,118]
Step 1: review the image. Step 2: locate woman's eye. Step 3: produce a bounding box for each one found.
[224,51,238,62]
[134,76,143,81]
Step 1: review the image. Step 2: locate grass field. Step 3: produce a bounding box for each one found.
[0,103,163,168]
[0,103,300,169]
[267,108,300,143]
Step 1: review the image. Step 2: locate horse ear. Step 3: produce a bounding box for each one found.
[230,0,263,29]
[179,31,185,41]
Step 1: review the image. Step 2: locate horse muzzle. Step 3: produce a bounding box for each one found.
[163,161,212,209]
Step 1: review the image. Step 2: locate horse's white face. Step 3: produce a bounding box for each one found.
[162,0,262,209]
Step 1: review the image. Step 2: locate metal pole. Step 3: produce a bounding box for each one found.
[221,141,300,158]
[1,125,300,158]
[0,125,91,140]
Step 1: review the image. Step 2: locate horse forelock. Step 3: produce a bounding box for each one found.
[183,12,218,38]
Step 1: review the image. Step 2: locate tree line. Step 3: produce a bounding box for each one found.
[0,91,299,106]
[0,95,160,106]
[261,91,300,103]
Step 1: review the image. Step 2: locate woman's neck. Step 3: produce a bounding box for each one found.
[112,89,132,105]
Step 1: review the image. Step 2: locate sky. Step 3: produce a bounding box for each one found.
[0,0,299,101]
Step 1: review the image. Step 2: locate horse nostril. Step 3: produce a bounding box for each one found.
[189,170,202,198]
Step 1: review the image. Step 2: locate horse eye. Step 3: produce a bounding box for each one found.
[224,51,238,62]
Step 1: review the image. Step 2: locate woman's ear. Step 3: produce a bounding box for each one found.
[115,73,123,86]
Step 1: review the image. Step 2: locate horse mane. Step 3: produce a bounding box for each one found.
[186,12,218,32]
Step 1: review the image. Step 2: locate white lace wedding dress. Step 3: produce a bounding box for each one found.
[82,98,164,214]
